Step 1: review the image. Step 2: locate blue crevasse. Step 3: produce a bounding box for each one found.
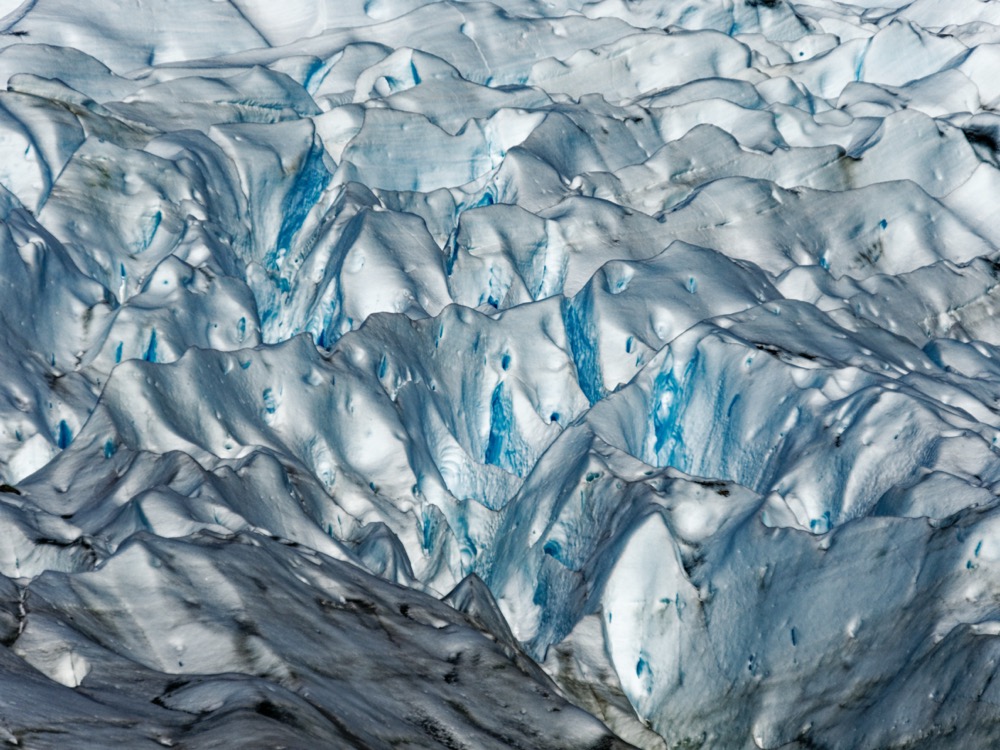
[650,350,702,472]
[421,506,445,553]
[562,296,603,405]
[132,210,161,253]
[485,382,512,468]
[636,656,649,678]
[300,56,328,95]
[56,420,72,449]
[484,381,529,477]
[262,388,277,414]
[144,329,158,363]
[273,135,332,265]
[309,294,343,350]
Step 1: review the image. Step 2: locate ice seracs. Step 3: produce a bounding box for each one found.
[2,0,1000,747]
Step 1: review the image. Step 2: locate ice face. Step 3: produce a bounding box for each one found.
[3,0,1000,747]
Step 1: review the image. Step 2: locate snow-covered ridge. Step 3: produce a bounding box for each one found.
[2,0,1000,747]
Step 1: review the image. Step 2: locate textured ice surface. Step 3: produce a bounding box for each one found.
[2,0,1000,747]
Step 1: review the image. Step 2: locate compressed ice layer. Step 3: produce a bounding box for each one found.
[2,0,1000,748]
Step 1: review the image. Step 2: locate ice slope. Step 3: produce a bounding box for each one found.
[2,531,625,749]
[2,0,1000,747]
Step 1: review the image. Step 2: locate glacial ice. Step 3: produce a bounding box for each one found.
[2,0,1000,747]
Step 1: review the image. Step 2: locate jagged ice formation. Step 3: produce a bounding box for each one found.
[1,0,1000,747]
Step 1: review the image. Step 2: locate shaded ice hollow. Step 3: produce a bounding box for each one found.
[1,0,1000,747]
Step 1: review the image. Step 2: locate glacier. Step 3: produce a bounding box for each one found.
[1,0,1000,747]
